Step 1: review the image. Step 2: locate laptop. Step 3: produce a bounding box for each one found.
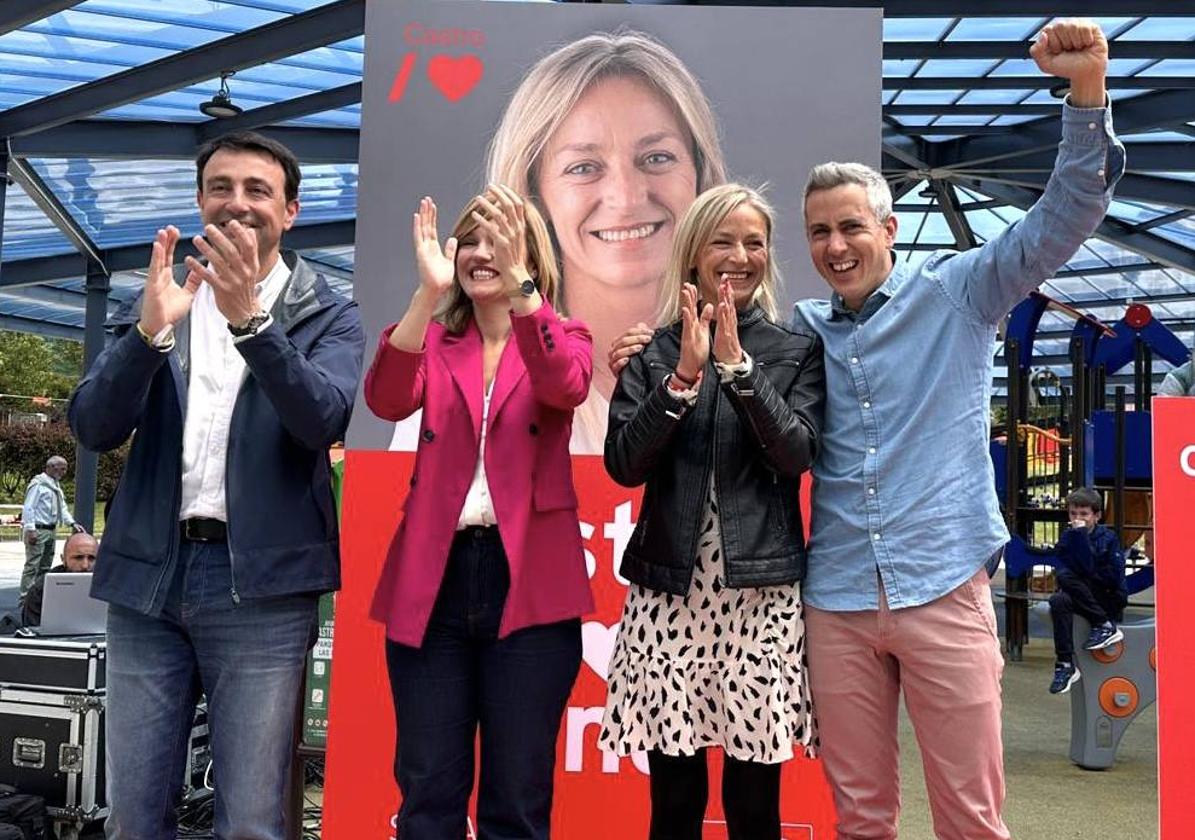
[38,572,107,635]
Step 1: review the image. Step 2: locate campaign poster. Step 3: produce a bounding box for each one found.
[326,2,879,837]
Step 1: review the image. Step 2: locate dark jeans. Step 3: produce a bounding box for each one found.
[106,540,318,840]
[385,526,581,840]
[1049,567,1126,662]
[647,749,782,840]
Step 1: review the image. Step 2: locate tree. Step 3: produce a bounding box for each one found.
[0,331,82,400]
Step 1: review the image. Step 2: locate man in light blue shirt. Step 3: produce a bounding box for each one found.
[795,19,1123,840]
[19,455,83,598]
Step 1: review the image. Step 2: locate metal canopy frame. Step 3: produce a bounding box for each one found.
[0,0,1188,361]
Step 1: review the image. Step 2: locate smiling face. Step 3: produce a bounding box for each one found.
[694,204,769,310]
[454,225,506,305]
[537,75,699,294]
[804,184,897,311]
[197,148,299,270]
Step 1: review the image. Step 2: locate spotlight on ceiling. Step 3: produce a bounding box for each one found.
[200,71,242,119]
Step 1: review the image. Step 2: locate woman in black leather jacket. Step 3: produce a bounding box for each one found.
[599,184,825,840]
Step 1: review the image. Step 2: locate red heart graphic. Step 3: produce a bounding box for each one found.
[427,54,483,103]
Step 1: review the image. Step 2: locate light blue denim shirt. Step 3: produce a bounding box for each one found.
[793,101,1125,612]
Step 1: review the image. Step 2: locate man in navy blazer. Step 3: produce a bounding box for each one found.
[69,131,363,840]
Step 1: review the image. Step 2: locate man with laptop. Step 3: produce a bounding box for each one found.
[20,532,98,629]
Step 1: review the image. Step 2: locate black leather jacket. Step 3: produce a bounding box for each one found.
[605,306,824,595]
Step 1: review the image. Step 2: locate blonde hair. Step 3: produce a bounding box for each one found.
[437,196,561,334]
[485,30,726,297]
[655,184,781,327]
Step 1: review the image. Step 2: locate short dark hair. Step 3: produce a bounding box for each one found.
[195,131,302,203]
[1066,487,1103,514]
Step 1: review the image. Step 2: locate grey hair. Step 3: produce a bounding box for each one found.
[803,162,893,224]
[46,455,67,470]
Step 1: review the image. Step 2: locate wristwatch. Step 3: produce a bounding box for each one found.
[228,312,270,338]
[517,278,537,297]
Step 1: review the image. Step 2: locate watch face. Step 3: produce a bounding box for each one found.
[520,279,537,297]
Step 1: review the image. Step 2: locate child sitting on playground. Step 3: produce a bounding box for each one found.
[1048,487,1128,694]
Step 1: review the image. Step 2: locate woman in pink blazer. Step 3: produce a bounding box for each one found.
[364,185,593,840]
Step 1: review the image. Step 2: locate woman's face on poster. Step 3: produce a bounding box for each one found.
[537,75,699,294]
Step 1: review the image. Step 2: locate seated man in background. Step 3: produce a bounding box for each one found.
[21,531,98,628]
[1048,487,1127,694]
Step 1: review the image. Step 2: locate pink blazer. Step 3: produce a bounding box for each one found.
[364,301,596,646]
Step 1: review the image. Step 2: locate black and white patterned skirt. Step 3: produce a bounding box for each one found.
[599,481,818,763]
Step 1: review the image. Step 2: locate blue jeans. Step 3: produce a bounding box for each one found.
[386,526,581,840]
[105,540,318,840]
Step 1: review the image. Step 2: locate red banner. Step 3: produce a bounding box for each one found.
[1152,397,1195,838]
[324,450,836,838]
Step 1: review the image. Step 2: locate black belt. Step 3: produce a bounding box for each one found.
[33,523,56,530]
[456,525,498,541]
[180,518,227,543]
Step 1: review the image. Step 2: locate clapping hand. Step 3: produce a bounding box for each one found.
[138,226,202,336]
[676,283,713,384]
[471,184,533,295]
[186,221,263,328]
[712,278,744,365]
[412,197,457,299]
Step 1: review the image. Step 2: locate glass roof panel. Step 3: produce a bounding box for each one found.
[0,1,298,96]
[991,57,1151,77]
[1137,59,1195,77]
[1116,17,1195,41]
[1042,278,1108,303]
[882,18,955,41]
[989,114,1042,126]
[1121,269,1188,296]
[957,89,1031,105]
[894,211,956,245]
[917,59,999,78]
[1154,219,1195,250]
[883,60,921,78]
[898,187,935,206]
[890,89,967,105]
[1107,199,1176,225]
[27,158,358,252]
[2,184,77,261]
[934,114,996,126]
[946,18,1042,41]
[1158,299,1195,318]
[1087,238,1162,267]
[988,59,1043,77]
[1121,131,1195,143]
[890,114,937,126]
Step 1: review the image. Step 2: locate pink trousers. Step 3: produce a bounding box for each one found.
[805,567,1011,840]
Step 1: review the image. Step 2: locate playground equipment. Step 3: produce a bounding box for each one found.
[1068,616,1156,770]
[994,294,1183,660]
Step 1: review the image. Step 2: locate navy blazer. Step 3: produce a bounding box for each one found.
[68,253,364,615]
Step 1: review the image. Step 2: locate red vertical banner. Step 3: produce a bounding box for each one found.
[323,451,835,838]
[1152,397,1195,838]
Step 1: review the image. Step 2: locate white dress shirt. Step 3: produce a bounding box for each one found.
[179,257,290,522]
[456,380,498,529]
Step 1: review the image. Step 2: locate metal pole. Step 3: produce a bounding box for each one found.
[73,257,109,532]
[1114,386,1126,543]
[1134,340,1147,412]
